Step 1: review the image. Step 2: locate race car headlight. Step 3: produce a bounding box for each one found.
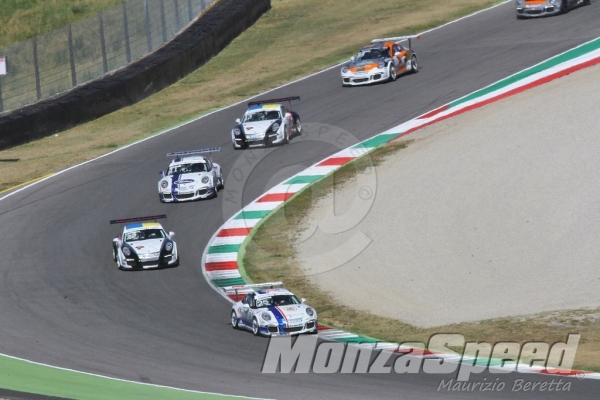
[341,66,349,73]
[122,246,131,257]
[233,128,241,136]
[305,308,314,317]
[271,123,280,132]
[201,176,209,184]
[261,312,271,321]
[378,61,386,69]
[160,180,168,189]
[164,241,173,252]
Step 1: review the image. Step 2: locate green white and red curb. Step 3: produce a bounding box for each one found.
[202,36,600,378]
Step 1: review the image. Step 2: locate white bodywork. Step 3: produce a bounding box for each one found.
[231,103,299,149]
[229,286,318,336]
[158,155,224,202]
[112,222,178,270]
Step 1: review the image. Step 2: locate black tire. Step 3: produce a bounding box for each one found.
[218,176,225,190]
[389,63,397,82]
[561,0,569,13]
[295,117,302,135]
[252,318,260,336]
[212,183,218,198]
[112,246,117,262]
[410,55,418,74]
[231,311,239,329]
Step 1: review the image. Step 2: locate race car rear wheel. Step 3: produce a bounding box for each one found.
[252,318,260,336]
[389,64,397,82]
[231,311,239,329]
[410,55,419,74]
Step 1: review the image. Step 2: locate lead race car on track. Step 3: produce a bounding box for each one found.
[158,147,224,202]
[515,0,590,18]
[341,35,419,87]
[225,282,318,336]
[231,97,302,149]
[111,214,179,270]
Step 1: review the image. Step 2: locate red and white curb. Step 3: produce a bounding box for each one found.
[201,35,600,378]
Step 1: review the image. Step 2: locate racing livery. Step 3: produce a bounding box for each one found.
[231,97,302,149]
[226,282,318,336]
[516,0,590,18]
[111,215,178,270]
[158,148,224,202]
[341,36,419,87]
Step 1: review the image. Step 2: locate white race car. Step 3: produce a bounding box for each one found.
[158,148,224,202]
[111,214,179,270]
[226,282,318,336]
[231,97,302,149]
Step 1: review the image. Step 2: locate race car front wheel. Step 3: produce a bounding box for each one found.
[231,311,239,329]
[389,64,397,82]
[411,55,419,74]
[252,318,260,336]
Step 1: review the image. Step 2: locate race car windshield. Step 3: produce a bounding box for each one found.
[124,229,166,242]
[255,295,300,308]
[166,162,207,175]
[243,110,281,122]
[356,48,389,61]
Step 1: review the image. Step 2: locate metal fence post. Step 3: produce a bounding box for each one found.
[68,24,77,87]
[33,37,42,100]
[99,12,108,73]
[160,0,167,43]
[123,1,131,64]
[188,0,193,21]
[174,0,181,31]
[145,0,152,52]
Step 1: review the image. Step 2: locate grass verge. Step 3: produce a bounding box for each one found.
[0,0,503,192]
[243,141,600,372]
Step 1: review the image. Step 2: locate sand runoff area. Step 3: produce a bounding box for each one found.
[295,63,600,328]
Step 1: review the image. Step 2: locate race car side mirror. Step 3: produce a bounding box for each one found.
[236,118,241,124]
[169,231,175,237]
[301,298,306,304]
[349,56,355,62]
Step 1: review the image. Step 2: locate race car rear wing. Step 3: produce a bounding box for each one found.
[110,214,167,224]
[248,96,300,109]
[222,281,284,297]
[166,147,220,162]
[371,35,420,50]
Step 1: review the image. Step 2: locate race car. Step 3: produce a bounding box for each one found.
[226,282,318,336]
[158,147,224,202]
[341,36,419,87]
[110,214,178,270]
[231,97,302,149]
[516,0,590,18]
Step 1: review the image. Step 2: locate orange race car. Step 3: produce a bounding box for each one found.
[341,36,419,87]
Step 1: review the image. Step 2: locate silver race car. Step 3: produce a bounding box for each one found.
[516,0,590,18]
[111,214,179,270]
[231,97,302,149]
[226,282,318,336]
[158,147,224,202]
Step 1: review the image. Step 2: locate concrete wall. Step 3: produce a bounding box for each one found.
[0,0,270,150]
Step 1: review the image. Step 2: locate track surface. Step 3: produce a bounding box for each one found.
[2,2,600,399]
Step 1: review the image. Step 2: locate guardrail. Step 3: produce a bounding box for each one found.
[0,0,214,113]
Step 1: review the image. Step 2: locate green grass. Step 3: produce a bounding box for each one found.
[0,0,123,48]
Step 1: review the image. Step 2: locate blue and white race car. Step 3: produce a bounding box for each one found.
[111,214,179,270]
[158,148,224,202]
[231,97,302,149]
[225,282,318,336]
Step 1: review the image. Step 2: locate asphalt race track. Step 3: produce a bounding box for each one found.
[1,2,600,399]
